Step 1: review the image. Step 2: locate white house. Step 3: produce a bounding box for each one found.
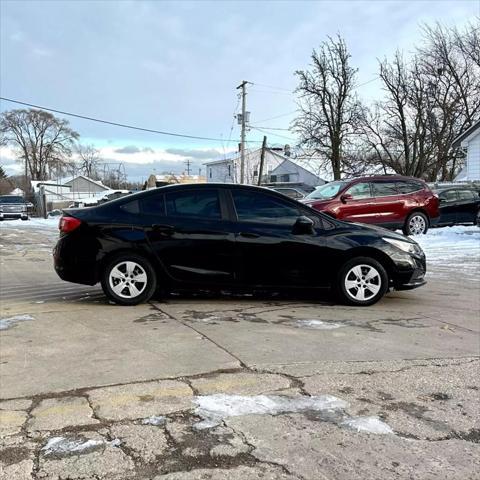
[63,175,110,195]
[453,120,480,181]
[204,148,325,190]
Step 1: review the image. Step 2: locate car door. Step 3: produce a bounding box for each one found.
[229,188,330,287]
[371,181,404,226]
[438,190,459,225]
[141,188,237,284]
[455,190,479,223]
[338,182,376,224]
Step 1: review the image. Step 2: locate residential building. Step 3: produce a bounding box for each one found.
[63,175,109,195]
[204,147,325,191]
[145,174,206,189]
[454,120,480,181]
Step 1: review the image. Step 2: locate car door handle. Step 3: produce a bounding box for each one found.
[152,224,175,234]
[238,232,260,239]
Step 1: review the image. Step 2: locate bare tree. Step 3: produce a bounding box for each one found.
[293,35,362,180]
[0,109,79,181]
[360,21,480,181]
[75,144,102,179]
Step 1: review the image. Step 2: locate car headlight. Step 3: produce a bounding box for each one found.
[383,237,423,255]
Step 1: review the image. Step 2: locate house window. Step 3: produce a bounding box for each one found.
[270,175,277,183]
[280,174,290,182]
[209,168,212,179]
[228,165,231,177]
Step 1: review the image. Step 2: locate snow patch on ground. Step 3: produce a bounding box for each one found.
[415,226,480,279]
[341,416,394,435]
[0,314,34,330]
[142,415,166,426]
[0,217,59,230]
[295,319,343,330]
[41,436,121,456]
[193,394,348,429]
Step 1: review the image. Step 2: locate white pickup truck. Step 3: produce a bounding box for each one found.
[0,195,30,221]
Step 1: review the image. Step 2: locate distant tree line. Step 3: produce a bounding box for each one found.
[294,20,480,181]
[0,108,145,192]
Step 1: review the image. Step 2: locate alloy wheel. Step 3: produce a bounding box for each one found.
[108,261,148,299]
[344,264,382,302]
[408,215,427,235]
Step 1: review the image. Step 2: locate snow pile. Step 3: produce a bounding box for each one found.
[142,415,166,426]
[341,416,394,435]
[194,394,348,429]
[42,436,108,456]
[415,226,480,278]
[0,314,34,330]
[295,319,343,330]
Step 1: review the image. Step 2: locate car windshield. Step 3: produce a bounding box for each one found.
[305,181,347,200]
[0,196,24,204]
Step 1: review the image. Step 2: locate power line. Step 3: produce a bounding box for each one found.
[0,96,264,143]
[251,82,292,92]
[251,126,296,142]
[254,110,298,124]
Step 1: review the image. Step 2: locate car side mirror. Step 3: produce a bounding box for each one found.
[340,193,353,203]
[292,216,315,235]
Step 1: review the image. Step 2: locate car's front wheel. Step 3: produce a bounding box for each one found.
[101,253,157,306]
[403,212,429,235]
[336,257,388,306]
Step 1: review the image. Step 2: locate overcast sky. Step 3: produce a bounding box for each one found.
[1,0,478,181]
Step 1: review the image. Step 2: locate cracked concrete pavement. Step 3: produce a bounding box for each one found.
[0,224,479,479]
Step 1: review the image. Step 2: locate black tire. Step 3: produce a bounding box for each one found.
[476,209,480,227]
[402,211,429,236]
[335,256,388,307]
[101,253,157,306]
[21,217,29,221]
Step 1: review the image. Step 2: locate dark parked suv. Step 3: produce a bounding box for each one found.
[301,176,439,235]
[54,184,426,307]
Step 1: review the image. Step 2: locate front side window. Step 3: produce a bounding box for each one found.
[347,182,372,199]
[372,182,398,197]
[232,190,300,223]
[166,189,221,219]
[457,190,476,201]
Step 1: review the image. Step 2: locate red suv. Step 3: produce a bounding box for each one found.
[301,175,439,235]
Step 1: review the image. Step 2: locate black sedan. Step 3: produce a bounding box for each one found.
[435,187,480,227]
[53,184,426,307]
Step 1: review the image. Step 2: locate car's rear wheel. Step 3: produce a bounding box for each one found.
[336,257,388,306]
[403,212,428,235]
[101,253,157,306]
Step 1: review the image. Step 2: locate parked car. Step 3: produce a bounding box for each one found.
[434,187,480,227]
[54,184,426,307]
[0,195,29,221]
[301,175,439,235]
[270,187,306,200]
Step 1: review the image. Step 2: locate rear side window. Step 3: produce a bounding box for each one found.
[166,189,221,219]
[396,181,424,194]
[372,182,398,197]
[347,182,372,199]
[457,190,476,201]
[120,199,140,214]
[141,194,166,216]
[232,190,300,223]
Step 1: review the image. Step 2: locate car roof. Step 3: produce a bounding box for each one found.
[342,175,423,183]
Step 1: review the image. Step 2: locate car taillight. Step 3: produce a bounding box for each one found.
[59,216,82,234]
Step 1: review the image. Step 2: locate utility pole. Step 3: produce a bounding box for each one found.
[257,136,267,186]
[185,158,191,176]
[236,80,249,184]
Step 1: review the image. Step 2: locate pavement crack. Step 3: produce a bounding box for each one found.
[149,303,249,370]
